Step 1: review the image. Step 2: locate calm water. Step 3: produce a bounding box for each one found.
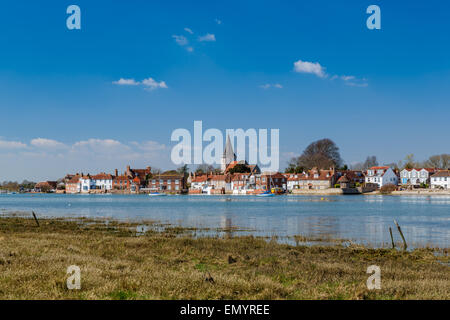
[0,194,449,248]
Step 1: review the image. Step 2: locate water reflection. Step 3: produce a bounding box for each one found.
[0,194,449,248]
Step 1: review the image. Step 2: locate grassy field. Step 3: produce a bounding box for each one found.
[0,215,448,300]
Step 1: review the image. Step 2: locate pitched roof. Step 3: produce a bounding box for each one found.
[298,169,334,181]
[67,175,81,184]
[92,173,113,180]
[369,166,390,170]
[431,170,450,177]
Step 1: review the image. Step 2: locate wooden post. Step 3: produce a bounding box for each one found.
[32,211,40,227]
[394,220,407,250]
[389,227,395,249]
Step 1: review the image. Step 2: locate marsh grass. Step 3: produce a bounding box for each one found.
[0,216,448,300]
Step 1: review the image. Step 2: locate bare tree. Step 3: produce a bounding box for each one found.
[425,154,450,169]
[195,164,217,174]
[363,156,379,169]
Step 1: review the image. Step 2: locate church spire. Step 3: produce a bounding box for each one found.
[221,135,236,172]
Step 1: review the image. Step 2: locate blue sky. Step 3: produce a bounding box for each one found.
[0,0,449,180]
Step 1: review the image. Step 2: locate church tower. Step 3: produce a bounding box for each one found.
[221,135,236,172]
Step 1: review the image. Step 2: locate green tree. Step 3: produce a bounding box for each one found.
[228,164,251,174]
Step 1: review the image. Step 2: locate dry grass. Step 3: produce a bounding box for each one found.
[0,216,448,300]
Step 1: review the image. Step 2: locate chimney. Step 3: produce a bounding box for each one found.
[115,169,118,176]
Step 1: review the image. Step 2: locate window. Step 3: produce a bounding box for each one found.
[175,186,179,190]
[175,180,179,184]
[168,179,171,184]
[168,185,171,190]
[152,179,156,184]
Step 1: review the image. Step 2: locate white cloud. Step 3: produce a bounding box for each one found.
[113,77,168,90]
[198,33,216,42]
[31,138,67,149]
[187,46,194,52]
[215,18,222,25]
[0,137,174,181]
[0,139,27,149]
[112,78,140,86]
[172,35,188,46]
[184,27,193,34]
[293,60,327,78]
[294,60,368,87]
[141,78,168,90]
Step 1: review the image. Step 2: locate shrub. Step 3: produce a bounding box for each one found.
[334,184,340,188]
[380,184,397,194]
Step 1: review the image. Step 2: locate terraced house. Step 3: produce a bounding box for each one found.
[399,168,437,186]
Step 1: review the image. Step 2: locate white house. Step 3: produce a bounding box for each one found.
[430,170,450,189]
[91,173,113,191]
[365,166,398,188]
[79,173,113,193]
[79,176,94,193]
[400,168,437,186]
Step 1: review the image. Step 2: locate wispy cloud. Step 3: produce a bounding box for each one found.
[294,59,368,87]
[112,78,140,86]
[184,27,193,34]
[198,33,216,42]
[293,60,327,78]
[112,77,168,90]
[0,139,27,149]
[31,138,67,149]
[260,83,283,89]
[331,75,368,87]
[214,18,222,25]
[141,77,168,90]
[172,34,188,46]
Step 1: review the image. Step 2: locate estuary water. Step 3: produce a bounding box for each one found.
[0,193,449,248]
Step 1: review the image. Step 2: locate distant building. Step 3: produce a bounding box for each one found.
[430,170,450,190]
[91,173,113,191]
[400,168,437,186]
[34,181,57,192]
[335,170,365,188]
[149,173,184,193]
[65,175,81,194]
[189,173,230,194]
[293,168,336,190]
[365,166,398,188]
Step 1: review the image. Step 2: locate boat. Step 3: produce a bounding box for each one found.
[256,191,275,197]
[148,192,167,196]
